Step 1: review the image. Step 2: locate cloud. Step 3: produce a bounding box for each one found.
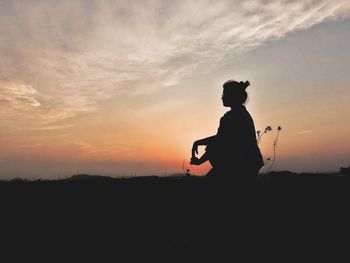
[296,130,313,135]
[21,125,73,131]
[0,82,41,108]
[0,0,350,125]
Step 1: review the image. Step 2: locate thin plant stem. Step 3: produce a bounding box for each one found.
[257,132,266,145]
[266,129,281,173]
[182,159,186,173]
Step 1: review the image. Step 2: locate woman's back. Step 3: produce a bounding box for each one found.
[213,105,263,176]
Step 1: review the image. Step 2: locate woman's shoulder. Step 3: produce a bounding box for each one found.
[223,106,248,118]
[221,107,254,127]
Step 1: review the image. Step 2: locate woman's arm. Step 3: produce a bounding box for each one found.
[190,151,209,165]
[195,135,216,146]
[192,135,216,157]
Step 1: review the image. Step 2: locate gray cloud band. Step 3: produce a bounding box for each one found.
[0,0,349,123]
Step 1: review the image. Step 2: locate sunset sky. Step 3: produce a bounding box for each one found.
[1,0,350,179]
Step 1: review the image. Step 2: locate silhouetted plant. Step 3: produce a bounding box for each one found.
[257,125,272,145]
[265,126,282,173]
[182,159,191,176]
[257,126,282,174]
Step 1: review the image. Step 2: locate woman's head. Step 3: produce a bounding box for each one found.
[222,80,250,107]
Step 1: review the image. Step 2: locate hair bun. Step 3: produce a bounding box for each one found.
[241,81,250,89]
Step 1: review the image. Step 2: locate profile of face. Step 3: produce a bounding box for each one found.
[221,91,230,107]
[221,87,248,107]
[221,89,239,107]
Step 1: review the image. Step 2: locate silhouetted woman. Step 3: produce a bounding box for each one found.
[190,80,264,179]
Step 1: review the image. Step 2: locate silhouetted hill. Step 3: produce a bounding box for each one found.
[5,170,344,184]
[64,173,114,181]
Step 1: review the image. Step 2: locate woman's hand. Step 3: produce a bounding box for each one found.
[192,141,199,157]
[191,136,215,157]
[190,156,201,165]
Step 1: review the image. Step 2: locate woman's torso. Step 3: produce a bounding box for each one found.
[211,106,263,172]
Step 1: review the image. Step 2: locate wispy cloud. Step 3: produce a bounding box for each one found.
[296,130,313,135]
[0,82,41,108]
[1,0,349,125]
[21,125,73,131]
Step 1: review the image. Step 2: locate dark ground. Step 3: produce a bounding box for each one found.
[1,172,350,262]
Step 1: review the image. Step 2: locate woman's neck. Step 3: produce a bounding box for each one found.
[230,104,244,110]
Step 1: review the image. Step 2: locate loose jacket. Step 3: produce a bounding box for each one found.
[207,105,264,173]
